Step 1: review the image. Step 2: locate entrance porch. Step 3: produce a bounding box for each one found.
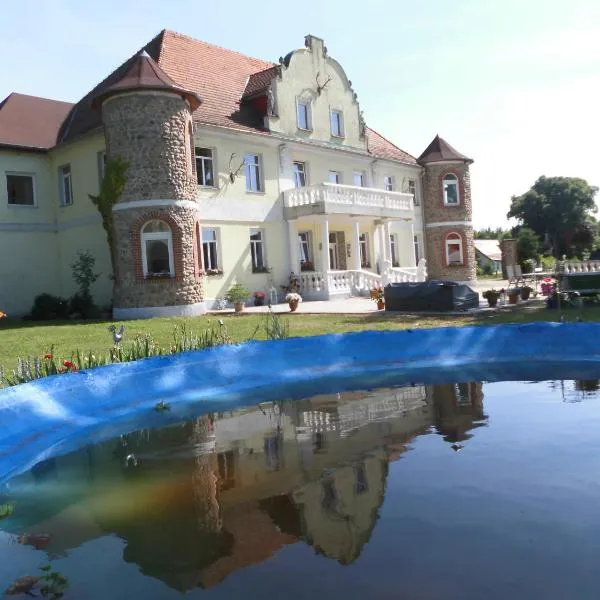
[287,215,427,301]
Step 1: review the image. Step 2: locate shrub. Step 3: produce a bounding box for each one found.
[28,294,70,321]
[71,251,100,319]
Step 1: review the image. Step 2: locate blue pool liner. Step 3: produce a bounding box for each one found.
[1,322,600,485]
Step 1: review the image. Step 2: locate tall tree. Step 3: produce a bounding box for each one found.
[508,176,598,257]
[89,157,129,284]
[474,227,509,240]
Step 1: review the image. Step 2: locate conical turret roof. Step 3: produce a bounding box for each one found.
[418,135,472,165]
[91,50,202,110]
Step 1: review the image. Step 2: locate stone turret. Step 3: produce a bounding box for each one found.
[92,51,205,318]
[419,135,475,286]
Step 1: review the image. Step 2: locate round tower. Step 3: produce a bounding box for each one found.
[418,135,475,286]
[92,51,204,319]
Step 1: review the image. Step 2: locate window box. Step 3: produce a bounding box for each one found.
[252,266,270,274]
[204,269,223,276]
[300,261,314,272]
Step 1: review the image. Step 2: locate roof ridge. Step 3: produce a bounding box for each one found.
[366,126,417,162]
[161,29,274,68]
[3,92,74,106]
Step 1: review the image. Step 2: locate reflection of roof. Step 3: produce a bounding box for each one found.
[474,240,502,261]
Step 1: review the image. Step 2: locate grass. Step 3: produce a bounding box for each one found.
[0,300,593,374]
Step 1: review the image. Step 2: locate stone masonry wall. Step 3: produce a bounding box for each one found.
[102,93,197,202]
[424,225,476,282]
[500,239,518,278]
[113,206,203,309]
[422,161,475,282]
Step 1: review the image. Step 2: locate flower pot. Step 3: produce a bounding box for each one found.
[521,289,531,301]
[377,299,385,310]
[234,302,245,313]
[288,299,299,312]
[508,293,519,304]
[254,297,265,306]
[487,297,498,308]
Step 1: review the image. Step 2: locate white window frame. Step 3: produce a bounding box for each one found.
[328,170,342,184]
[141,220,175,278]
[296,99,311,131]
[359,232,370,268]
[445,233,464,266]
[414,234,422,264]
[353,171,366,187]
[201,227,220,271]
[293,161,307,188]
[244,153,263,193]
[196,147,216,187]
[330,109,344,137]
[97,151,106,185]
[408,179,418,205]
[384,176,394,192]
[390,233,399,267]
[298,231,312,265]
[58,164,73,207]
[250,227,266,271]
[5,172,36,208]
[443,173,459,205]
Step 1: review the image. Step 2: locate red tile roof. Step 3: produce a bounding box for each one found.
[91,50,201,111]
[418,134,472,164]
[366,127,417,165]
[0,93,73,150]
[3,29,418,164]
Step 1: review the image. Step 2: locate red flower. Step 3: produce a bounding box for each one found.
[44,353,53,359]
[63,360,78,371]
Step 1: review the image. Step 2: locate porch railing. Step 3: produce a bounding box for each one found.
[560,260,600,274]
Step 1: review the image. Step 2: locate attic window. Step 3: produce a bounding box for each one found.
[297,100,311,130]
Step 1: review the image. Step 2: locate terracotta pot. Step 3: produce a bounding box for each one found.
[234,302,245,313]
[521,289,531,301]
[508,293,519,304]
[377,299,385,310]
[487,297,498,308]
[288,299,299,312]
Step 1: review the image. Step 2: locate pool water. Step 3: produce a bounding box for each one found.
[3,378,600,599]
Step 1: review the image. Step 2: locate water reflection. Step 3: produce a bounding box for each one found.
[2,383,488,592]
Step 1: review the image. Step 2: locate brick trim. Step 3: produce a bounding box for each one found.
[131,211,185,283]
[438,169,465,208]
[443,231,466,267]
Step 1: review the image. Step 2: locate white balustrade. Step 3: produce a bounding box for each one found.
[285,182,412,212]
[561,260,600,274]
[298,271,326,294]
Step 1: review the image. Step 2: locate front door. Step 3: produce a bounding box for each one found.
[328,232,339,270]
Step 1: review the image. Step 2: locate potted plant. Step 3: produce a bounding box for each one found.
[225,283,250,313]
[507,288,520,304]
[520,285,534,301]
[285,292,302,312]
[371,287,385,310]
[300,260,314,272]
[482,289,502,308]
[253,291,266,306]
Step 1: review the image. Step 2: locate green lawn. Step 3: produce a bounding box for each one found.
[0,301,592,373]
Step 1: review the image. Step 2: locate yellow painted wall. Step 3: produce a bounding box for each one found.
[50,134,112,306]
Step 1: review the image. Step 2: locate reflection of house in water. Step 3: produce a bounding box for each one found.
[3,383,486,592]
[430,382,486,443]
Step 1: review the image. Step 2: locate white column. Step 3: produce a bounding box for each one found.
[321,219,330,297]
[288,221,300,273]
[321,219,330,273]
[384,220,392,263]
[351,220,361,271]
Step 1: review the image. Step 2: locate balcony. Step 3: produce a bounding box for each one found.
[283,182,414,220]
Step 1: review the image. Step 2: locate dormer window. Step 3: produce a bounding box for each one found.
[297,100,311,130]
[443,174,459,205]
[331,109,344,137]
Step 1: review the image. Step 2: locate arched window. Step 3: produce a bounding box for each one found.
[443,173,459,205]
[445,232,463,266]
[141,220,174,278]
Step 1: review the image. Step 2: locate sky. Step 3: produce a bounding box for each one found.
[1,0,599,229]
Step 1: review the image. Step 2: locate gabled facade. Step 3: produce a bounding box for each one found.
[0,30,475,317]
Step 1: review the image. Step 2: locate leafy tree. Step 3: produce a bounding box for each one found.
[515,227,539,270]
[508,176,598,257]
[474,227,509,240]
[89,156,129,283]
